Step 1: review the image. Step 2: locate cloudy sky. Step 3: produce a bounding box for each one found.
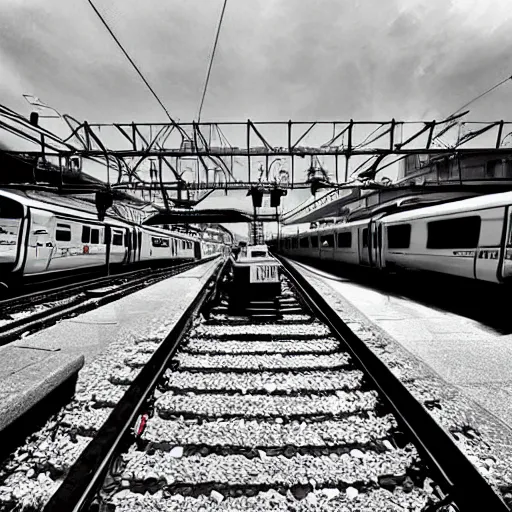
[2,0,512,234]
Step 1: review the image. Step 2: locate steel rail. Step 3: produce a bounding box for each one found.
[0,258,218,345]
[0,260,206,311]
[277,255,509,512]
[42,258,227,512]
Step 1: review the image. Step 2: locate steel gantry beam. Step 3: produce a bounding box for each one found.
[3,105,512,213]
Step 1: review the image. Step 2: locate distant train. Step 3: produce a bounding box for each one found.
[0,189,230,290]
[278,191,512,284]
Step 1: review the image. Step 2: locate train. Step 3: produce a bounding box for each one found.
[278,191,512,284]
[0,189,230,290]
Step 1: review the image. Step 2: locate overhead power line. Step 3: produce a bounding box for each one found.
[444,74,512,121]
[87,0,180,128]
[197,0,229,122]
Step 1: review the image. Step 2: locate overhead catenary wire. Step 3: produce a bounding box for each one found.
[197,0,229,122]
[444,74,512,121]
[86,0,181,131]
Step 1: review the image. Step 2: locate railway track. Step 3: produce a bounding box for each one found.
[11,258,507,511]
[0,258,215,345]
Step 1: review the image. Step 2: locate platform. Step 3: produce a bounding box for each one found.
[10,257,222,367]
[0,258,221,438]
[284,258,512,432]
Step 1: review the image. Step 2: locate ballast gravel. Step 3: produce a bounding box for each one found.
[175,353,351,371]
[142,414,397,447]
[183,339,339,354]
[162,369,365,393]
[109,487,434,512]
[156,391,379,418]
[122,447,417,487]
[193,323,331,337]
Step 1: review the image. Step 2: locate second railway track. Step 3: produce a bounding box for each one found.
[13,258,508,511]
[0,259,214,345]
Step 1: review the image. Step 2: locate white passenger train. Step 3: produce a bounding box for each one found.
[279,191,512,284]
[0,189,229,289]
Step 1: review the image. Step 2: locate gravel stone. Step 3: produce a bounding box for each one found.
[122,447,418,486]
[162,369,364,393]
[193,323,331,337]
[156,391,379,418]
[142,414,396,447]
[184,339,338,354]
[175,353,351,371]
[110,487,434,511]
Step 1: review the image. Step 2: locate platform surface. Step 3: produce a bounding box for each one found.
[0,345,84,432]
[9,257,221,367]
[286,258,512,430]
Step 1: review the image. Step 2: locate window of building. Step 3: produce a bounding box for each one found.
[337,231,352,248]
[427,216,481,249]
[81,226,90,243]
[310,236,319,248]
[112,231,123,246]
[387,224,411,249]
[299,237,309,248]
[56,223,71,242]
[91,229,100,244]
[320,234,334,247]
[362,228,368,247]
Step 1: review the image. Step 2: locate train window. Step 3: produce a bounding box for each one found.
[152,237,170,247]
[362,228,368,247]
[299,237,309,248]
[56,224,71,242]
[387,224,411,249]
[112,231,123,246]
[337,232,352,248]
[292,238,299,249]
[320,234,334,247]
[310,236,319,248]
[91,229,100,244]
[81,226,90,243]
[0,197,24,218]
[427,216,481,249]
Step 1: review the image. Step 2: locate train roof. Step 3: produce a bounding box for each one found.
[0,189,200,239]
[0,188,130,225]
[381,191,512,223]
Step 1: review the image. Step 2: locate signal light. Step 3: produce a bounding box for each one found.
[270,188,287,207]
[247,187,264,208]
[95,190,114,221]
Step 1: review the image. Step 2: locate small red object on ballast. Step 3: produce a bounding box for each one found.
[133,413,149,437]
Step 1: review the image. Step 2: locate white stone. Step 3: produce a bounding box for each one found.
[275,418,283,424]
[169,446,183,458]
[306,493,318,505]
[264,383,277,393]
[258,450,268,461]
[210,490,224,504]
[26,469,35,478]
[346,487,359,500]
[323,488,340,500]
[382,440,394,451]
[350,449,365,458]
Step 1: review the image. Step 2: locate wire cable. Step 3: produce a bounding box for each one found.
[444,74,512,120]
[87,0,180,128]
[197,0,228,122]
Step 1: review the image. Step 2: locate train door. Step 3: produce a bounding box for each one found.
[25,210,55,274]
[194,241,202,260]
[125,228,132,263]
[369,219,384,269]
[358,227,370,266]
